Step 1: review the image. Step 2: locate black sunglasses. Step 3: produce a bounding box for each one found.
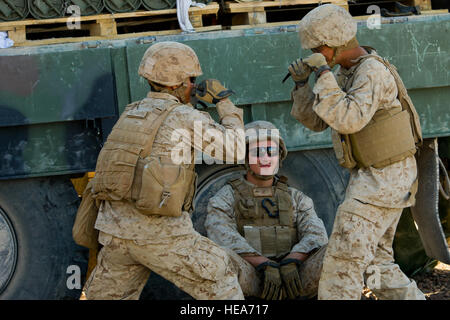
[249,146,279,158]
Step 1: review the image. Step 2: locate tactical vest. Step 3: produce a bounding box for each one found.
[332,53,423,169]
[229,176,297,259]
[91,97,196,217]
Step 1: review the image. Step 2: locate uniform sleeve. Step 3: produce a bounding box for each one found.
[205,184,260,255]
[311,61,387,134]
[291,84,329,132]
[179,100,245,163]
[290,188,328,254]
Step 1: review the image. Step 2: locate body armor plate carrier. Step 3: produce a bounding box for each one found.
[332,53,423,169]
[91,97,196,217]
[229,176,297,259]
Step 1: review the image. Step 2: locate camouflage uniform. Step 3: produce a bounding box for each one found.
[205,177,328,298]
[83,42,245,300]
[291,5,425,300]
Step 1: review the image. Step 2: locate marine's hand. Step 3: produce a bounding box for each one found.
[195,79,234,104]
[288,58,312,86]
[302,53,328,70]
[256,261,283,300]
[279,259,302,299]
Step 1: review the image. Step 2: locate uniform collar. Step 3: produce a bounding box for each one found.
[340,48,379,77]
[146,91,180,102]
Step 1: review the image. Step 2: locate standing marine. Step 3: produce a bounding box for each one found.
[81,41,245,300]
[287,4,425,299]
[205,121,328,300]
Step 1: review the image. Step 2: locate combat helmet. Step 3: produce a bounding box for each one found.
[245,121,288,162]
[298,4,359,66]
[138,41,203,87]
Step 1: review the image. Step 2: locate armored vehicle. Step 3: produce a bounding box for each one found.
[0,1,449,299]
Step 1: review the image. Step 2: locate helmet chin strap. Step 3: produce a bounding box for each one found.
[329,37,360,69]
[150,81,190,104]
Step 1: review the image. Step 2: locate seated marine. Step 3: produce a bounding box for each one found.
[205,120,329,300]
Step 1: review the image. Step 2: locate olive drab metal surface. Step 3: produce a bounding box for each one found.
[70,0,104,16]
[29,0,65,19]
[104,0,141,13]
[141,0,176,10]
[0,0,28,21]
[0,15,449,179]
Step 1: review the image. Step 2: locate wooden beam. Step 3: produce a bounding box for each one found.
[0,3,219,27]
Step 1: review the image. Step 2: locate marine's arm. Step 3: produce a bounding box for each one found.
[289,188,328,257]
[311,60,386,134]
[190,98,245,163]
[291,84,329,132]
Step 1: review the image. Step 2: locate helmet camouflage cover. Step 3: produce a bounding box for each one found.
[298,4,357,49]
[245,121,288,162]
[138,41,203,86]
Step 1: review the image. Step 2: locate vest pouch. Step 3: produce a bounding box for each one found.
[135,157,190,217]
[91,141,142,201]
[277,192,294,226]
[350,110,416,168]
[182,171,198,213]
[237,198,258,219]
[331,130,357,169]
[72,181,100,249]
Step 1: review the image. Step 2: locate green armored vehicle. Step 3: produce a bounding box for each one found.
[0,3,449,299]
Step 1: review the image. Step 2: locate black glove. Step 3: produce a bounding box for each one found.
[256,261,283,300]
[195,79,234,104]
[279,258,303,299]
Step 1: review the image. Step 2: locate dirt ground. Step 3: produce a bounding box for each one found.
[362,262,450,300]
[412,262,450,300]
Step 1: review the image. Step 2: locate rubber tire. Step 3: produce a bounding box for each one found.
[0,176,88,300]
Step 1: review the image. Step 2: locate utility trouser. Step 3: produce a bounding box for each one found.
[318,198,425,300]
[83,231,244,300]
[226,245,327,298]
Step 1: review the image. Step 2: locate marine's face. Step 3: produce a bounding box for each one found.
[248,140,280,177]
[183,77,196,103]
[312,45,335,65]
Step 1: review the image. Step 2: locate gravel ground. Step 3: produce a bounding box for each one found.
[412,262,450,300]
[362,262,450,300]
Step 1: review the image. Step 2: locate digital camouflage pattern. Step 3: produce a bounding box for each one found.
[84,230,243,300]
[290,50,423,299]
[205,179,328,255]
[138,41,203,86]
[218,233,327,298]
[205,178,328,297]
[298,4,357,50]
[291,54,417,209]
[318,199,425,300]
[85,88,245,299]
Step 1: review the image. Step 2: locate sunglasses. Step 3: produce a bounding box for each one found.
[249,146,279,158]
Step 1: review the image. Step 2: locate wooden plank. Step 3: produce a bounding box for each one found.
[0,3,219,27]
[89,19,117,37]
[405,0,432,11]
[7,25,26,43]
[224,0,347,13]
[12,25,222,47]
[229,20,299,29]
[189,13,204,28]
